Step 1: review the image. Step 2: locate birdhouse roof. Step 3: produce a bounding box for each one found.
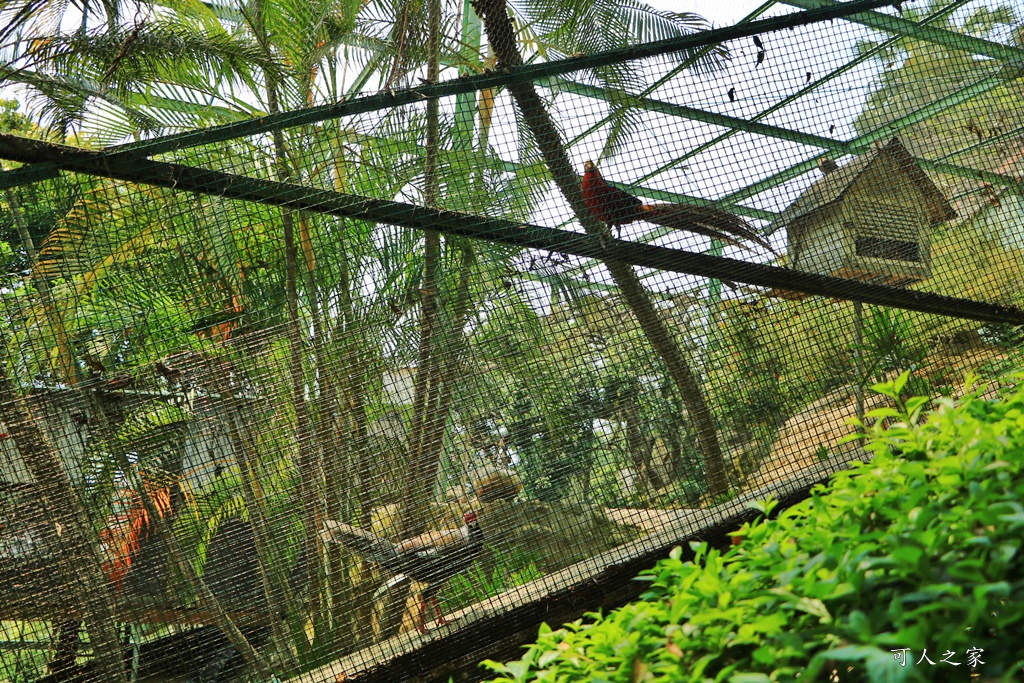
[773,137,956,232]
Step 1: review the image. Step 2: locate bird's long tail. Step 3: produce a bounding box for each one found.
[320,520,403,570]
[640,204,778,257]
[372,573,412,601]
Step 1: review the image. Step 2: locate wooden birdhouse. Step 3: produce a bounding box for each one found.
[775,137,955,287]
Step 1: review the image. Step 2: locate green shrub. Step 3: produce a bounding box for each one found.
[481,372,1024,682]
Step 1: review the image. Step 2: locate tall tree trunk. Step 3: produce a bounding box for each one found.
[289,211,341,657]
[3,188,127,683]
[0,366,127,683]
[47,621,80,676]
[4,189,77,385]
[624,398,665,491]
[378,0,482,638]
[323,250,372,653]
[245,0,321,644]
[213,365,297,633]
[474,0,729,496]
[272,114,321,615]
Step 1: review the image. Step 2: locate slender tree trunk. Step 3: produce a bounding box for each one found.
[247,0,321,638]
[474,0,729,496]
[321,250,372,653]
[47,621,80,676]
[273,124,320,604]
[297,212,343,652]
[0,366,127,683]
[5,189,77,385]
[624,399,665,491]
[256,66,320,666]
[380,244,475,638]
[379,0,485,638]
[2,189,127,683]
[214,367,296,627]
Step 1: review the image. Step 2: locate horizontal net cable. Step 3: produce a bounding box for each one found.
[2,133,1021,326]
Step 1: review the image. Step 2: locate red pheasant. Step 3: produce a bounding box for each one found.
[581,160,777,255]
[320,511,483,632]
[99,484,173,591]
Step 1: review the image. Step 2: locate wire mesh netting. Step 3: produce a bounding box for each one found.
[0,0,1023,680]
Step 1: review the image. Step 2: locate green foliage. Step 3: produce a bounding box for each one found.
[0,621,51,683]
[980,297,1024,350]
[510,385,600,502]
[718,310,789,440]
[855,306,931,399]
[442,547,544,612]
[481,374,1024,682]
[857,307,927,379]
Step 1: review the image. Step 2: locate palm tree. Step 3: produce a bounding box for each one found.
[1,0,737,667]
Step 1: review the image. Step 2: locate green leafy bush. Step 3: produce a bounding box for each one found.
[482,372,1024,682]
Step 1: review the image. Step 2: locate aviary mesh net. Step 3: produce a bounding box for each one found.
[0,0,1022,680]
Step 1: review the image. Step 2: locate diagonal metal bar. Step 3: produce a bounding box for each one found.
[934,124,1024,166]
[547,78,1023,193]
[0,0,904,191]
[721,64,1024,205]
[625,0,969,189]
[782,0,1024,64]
[548,78,837,150]
[1,133,1021,326]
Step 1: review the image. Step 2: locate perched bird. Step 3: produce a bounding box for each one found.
[817,157,839,175]
[155,360,182,383]
[320,511,483,632]
[581,161,777,256]
[82,353,107,374]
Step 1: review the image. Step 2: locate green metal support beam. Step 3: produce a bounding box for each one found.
[2,133,1020,325]
[0,0,902,191]
[544,78,835,150]
[545,78,1021,193]
[782,0,1024,64]
[722,64,1024,206]
[934,124,1024,166]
